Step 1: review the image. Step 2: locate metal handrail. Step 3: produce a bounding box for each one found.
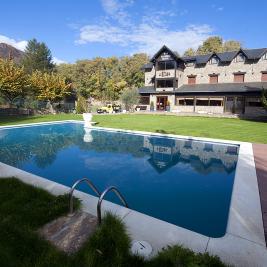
[69,178,101,214]
[97,186,129,225]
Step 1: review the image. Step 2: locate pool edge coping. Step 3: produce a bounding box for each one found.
[0,120,266,266]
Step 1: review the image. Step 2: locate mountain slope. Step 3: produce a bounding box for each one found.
[0,43,24,62]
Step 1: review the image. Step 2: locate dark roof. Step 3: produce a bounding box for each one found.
[139,86,155,93]
[175,82,267,93]
[150,45,184,63]
[140,62,153,70]
[182,48,267,64]
[139,82,267,94]
[243,48,267,60]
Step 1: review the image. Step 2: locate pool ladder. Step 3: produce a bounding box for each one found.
[69,178,128,225]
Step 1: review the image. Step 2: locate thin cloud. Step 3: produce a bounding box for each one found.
[52,57,67,65]
[76,22,212,55]
[76,0,213,55]
[0,34,28,51]
[0,34,67,64]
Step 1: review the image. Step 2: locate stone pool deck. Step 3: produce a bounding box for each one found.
[253,144,267,246]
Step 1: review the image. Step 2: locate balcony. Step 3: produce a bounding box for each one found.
[156,69,175,79]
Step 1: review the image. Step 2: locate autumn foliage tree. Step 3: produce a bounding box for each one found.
[30,71,71,113]
[0,59,30,107]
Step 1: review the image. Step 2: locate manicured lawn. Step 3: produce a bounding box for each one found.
[0,178,226,267]
[0,113,83,126]
[0,113,266,143]
[94,114,267,144]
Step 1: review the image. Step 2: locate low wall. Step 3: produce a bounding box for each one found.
[245,107,267,116]
[195,106,224,114]
[172,106,194,112]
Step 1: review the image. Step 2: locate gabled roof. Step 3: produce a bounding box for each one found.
[243,48,267,60]
[150,45,184,63]
[182,48,267,64]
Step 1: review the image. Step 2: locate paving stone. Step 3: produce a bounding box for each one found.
[39,211,98,254]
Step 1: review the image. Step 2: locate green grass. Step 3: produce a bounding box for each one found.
[1,113,266,143]
[0,113,83,126]
[0,178,226,267]
[93,114,267,144]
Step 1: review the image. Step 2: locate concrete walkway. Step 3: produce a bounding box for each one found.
[253,144,267,246]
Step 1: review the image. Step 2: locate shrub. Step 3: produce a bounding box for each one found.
[120,87,140,111]
[76,96,88,114]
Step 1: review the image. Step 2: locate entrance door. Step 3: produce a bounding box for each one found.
[157,96,168,111]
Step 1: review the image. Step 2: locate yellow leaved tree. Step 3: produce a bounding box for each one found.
[0,59,31,107]
[30,71,71,113]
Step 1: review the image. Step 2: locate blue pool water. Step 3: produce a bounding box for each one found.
[0,122,239,237]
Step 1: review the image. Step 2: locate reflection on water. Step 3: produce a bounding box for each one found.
[0,124,238,174]
[143,136,238,174]
[0,123,239,237]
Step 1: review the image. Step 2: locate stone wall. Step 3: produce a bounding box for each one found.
[183,56,267,85]
[144,54,267,88]
[245,107,267,116]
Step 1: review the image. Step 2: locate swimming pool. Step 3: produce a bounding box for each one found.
[0,122,239,237]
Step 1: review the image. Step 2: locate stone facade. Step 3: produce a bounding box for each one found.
[140,45,267,116]
[145,53,267,87]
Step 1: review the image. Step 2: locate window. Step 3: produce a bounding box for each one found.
[157,79,174,88]
[246,97,263,107]
[204,143,213,152]
[157,61,175,70]
[209,75,218,84]
[140,96,150,105]
[209,57,219,65]
[188,76,196,84]
[196,99,209,106]
[196,98,223,106]
[234,73,245,83]
[262,72,267,81]
[234,53,246,63]
[209,99,223,106]
[175,97,194,106]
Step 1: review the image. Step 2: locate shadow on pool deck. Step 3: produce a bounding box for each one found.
[253,143,267,246]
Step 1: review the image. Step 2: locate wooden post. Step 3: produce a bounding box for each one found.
[193,96,196,112]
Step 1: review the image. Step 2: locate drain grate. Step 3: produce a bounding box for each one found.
[131,240,152,258]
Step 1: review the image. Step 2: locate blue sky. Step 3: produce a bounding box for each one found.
[1,0,266,63]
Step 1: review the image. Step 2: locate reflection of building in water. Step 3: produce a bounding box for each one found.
[143,136,238,173]
[83,128,93,143]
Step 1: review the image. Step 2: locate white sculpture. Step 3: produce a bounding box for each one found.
[83,113,93,128]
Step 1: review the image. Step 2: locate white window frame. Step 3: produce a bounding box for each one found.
[209,57,219,65]
[234,53,246,63]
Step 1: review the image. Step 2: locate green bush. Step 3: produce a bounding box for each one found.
[76,96,88,114]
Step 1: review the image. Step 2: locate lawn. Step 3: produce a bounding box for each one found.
[0,113,266,143]
[0,178,225,267]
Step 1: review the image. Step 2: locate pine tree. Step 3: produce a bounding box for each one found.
[21,39,54,73]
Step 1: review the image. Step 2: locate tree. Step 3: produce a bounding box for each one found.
[0,59,30,107]
[183,48,196,57]
[30,71,71,113]
[197,36,223,55]
[120,87,140,111]
[21,39,54,73]
[223,40,242,52]
[261,89,267,110]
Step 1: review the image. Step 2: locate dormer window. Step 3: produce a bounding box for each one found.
[209,57,219,65]
[262,53,267,60]
[234,53,246,63]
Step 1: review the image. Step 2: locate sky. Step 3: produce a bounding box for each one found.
[0,0,267,64]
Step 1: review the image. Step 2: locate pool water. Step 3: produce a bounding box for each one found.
[0,122,239,237]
